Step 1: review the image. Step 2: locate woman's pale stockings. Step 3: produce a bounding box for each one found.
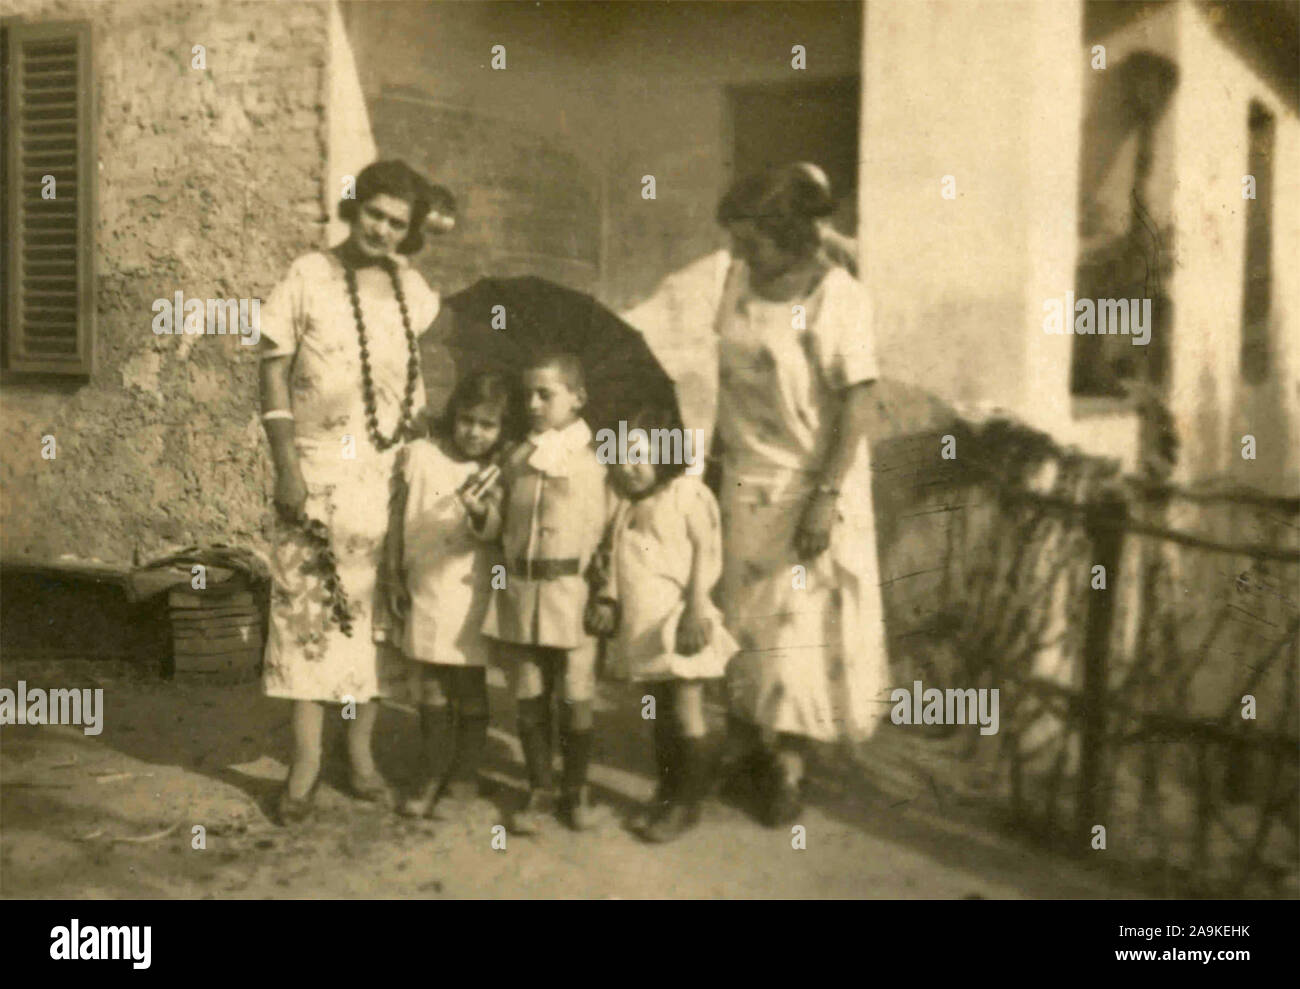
[286,698,380,799]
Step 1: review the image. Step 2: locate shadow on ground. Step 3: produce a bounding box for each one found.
[0,666,1142,899]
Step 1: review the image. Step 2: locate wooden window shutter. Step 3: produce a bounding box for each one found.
[3,20,95,376]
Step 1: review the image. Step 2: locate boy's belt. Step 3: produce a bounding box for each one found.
[508,557,580,580]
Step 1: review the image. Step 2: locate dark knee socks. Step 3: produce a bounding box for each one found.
[724,713,762,763]
[676,736,707,809]
[560,700,593,796]
[416,704,454,787]
[651,686,678,801]
[449,670,489,787]
[452,711,489,786]
[517,696,553,791]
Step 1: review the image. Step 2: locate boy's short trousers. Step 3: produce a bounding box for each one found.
[494,639,598,703]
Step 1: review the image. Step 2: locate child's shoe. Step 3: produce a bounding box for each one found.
[511,788,557,834]
[559,785,595,831]
[641,736,707,842]
[400,781,438,819]
[559,727,596,830]
[631,763,675,832]
[434,778,501,831]
[631,792,673,834]
[640,801,701,843]
[632,729,677,831]
[762,778,803,828]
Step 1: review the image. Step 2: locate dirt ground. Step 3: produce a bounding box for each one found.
[1,665,1141,899]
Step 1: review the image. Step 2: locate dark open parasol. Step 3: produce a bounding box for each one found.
[439,276,680,435]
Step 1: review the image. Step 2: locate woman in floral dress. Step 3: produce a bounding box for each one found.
[258,161,453,825]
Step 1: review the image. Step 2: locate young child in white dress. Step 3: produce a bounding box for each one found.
[384,371,519,820]
[585,403,738,842]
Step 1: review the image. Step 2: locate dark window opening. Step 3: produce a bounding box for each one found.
[1070,49,1177,399]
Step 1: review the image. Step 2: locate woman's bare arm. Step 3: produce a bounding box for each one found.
[260,355,307,518]
[260,357,298,473]
[795,379,875,560]
[819,380,875,491]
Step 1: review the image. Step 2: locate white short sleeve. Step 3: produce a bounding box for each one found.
[679,478,725,588]
[257,255,315,360]
[400,267,440,334]
[813,268,880,389]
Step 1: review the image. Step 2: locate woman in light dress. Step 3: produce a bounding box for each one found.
[711,164,890,826]
[258,160,454,825]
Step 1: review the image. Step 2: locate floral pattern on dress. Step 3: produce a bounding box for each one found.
[260,251,438,703]
[716,263,889,743]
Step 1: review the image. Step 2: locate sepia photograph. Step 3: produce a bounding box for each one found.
[0,0,1296,939]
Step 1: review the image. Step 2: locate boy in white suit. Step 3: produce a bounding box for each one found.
[466,353,608,831]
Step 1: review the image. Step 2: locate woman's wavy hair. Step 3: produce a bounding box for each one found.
[338,160,456,255]
[433,370,524,452]
[716,162,835,259]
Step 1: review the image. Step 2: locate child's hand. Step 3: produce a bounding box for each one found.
[459,482,501,527]
[458,485,489,522]
[584,597,619,637]
[457,463,502,523]
[674,601,712,656]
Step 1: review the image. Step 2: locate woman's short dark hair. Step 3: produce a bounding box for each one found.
[716,162,834,258]
[337,160,456,255]
[435,370,523,447]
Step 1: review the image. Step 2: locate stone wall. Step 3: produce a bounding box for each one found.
[1,0,330,565]
[339,0,862,312]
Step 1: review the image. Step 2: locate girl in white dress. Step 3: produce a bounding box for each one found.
[384,372,519,820]
[586,403,738,842]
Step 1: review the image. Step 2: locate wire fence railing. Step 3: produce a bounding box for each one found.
[902,422,1298,896]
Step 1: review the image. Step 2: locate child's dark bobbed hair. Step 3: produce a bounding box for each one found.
[337,160,457,255]
[435,370,523,449]
[627,400,689,487]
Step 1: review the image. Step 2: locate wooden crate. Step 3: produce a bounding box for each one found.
[168,582,263,682]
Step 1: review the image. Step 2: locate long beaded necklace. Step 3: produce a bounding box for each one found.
[343,257,422,451]
[292,255,420,639]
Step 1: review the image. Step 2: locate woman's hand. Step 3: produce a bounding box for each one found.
[674,600,713,656]
[794,490,837,561]
[273,466,309,523]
